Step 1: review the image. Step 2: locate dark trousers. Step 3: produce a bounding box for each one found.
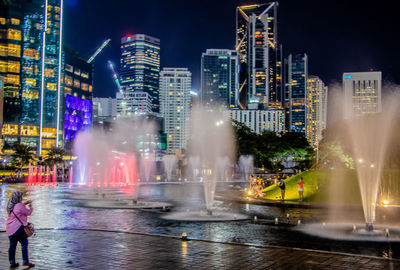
[8,225,29,264]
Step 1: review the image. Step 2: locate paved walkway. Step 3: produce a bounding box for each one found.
[0,229,398,269]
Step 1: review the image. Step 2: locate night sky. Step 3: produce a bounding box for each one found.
[64,0,399,98]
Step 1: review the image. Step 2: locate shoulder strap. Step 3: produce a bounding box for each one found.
[11,210,24,226]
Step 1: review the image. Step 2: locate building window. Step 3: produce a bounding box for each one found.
[47,82,57,91]
[64,86,72,96]
[7,44,21,57]
[42,139,56,149]
[8,29,21,41]
[64,75,73,86]
[23,49,40,60]
[20,125,39,136]
[11,18,20,25]
[81,71,89,79]
[6,74,19,85]
[2,124,19,135]
[0,17,6,25]
[42,128,57,138]
[74,68,80,76]
[81,83,88,91]
[73,79,80,88]
[65,64,73,72]
[25,78,36,87]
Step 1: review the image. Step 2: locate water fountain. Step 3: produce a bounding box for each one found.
[163,155,177,181]
[239,155,253,181]
[188,156,200,181]
[66,118,171,210]
[163,105,248,221]
[298,92,400,241]
[217,156,230,182]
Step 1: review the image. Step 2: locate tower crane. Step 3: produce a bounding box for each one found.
[87,39,111,64]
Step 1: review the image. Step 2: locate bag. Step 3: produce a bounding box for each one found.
[11,210,35,237]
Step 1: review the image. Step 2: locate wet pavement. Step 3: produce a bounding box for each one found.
[0,183,399,269]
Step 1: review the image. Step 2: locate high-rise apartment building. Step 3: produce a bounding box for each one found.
[231,108,284,134]
[116,91,152,117]
[159,68,191,154]
[343,71,382,119]
[306,76,327,147]
[1,0,64,155]
[93,97,117,119]
[285,53,308,133]
[120,34,160,113]
[200,49,239,108]
[236,2,282,109]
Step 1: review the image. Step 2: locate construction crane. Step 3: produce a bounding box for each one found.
[87,39,111,64]
[107,60,123,95]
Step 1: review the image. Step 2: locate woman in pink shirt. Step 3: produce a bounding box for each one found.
[297,177,304,202]
[6,191,35,268]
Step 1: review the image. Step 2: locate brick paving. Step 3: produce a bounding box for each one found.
[1,229,399,270]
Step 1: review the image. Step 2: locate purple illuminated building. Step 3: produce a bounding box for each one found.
[64,95,92,149]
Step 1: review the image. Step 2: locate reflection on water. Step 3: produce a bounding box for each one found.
[0,183,399,259]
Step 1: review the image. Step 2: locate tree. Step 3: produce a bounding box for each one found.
[44,147,66,167]
[12,144,35,170]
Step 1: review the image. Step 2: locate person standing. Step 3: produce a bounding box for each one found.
[6,191,35,268]
[298,177,304,201]
[277,179,285,201]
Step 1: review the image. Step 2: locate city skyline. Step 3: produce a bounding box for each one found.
[63,0,399,99]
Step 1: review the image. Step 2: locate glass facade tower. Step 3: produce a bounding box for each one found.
[286,53,308,133]
[120,34,160,113]
[0,0,64,155]
[200,49,239,108]
[236,2,282,109]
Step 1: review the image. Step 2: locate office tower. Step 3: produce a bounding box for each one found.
[120,34,160,113]
[200,49,239,108]
[285,53,308,133]
[343,71,382,119]
[236,2,282,109]
[0,0,64,155]
[231,108,284,134]
[62,47,93,150]
[306,76,328,147]
[159,68,191,154]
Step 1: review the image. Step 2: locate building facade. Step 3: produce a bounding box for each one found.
[285,53,308,133]
[0,0,64,155]
[159,68,191,154]
[93,97,117,119]
[306,76,327,147]
[236,2,282,109]
[62,47,93,150]
[200,49,239,108]
[343,71,382,119]
[120,34,160,113]
[116,91,152,117]
[231,109,284,134]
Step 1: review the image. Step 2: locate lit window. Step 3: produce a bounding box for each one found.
[74,68,80,76]
[8,44,21,57]
[64,86,72,96]
[73,79,80,88]
[8,29,21,40]
[81,71,89,79]
[42,139,56,149]
[47,5,53,11]
[11,18,20,25]
[22,89,39,99]
[89,85,92,92]
[23,49,39,59]
[20,125,39,136]
[42,128,57,138]
[47,82,57,91]
[6,74,19,85]
[64,75,73,86]
[0,60,6,72]
[0,18,5,25]
[65,64,73,72]
[25,78,36,87]
[81,83,88,91]
[2,124,19,135]
[55,6,61,13]
[7,61,20,73]
[44,68,55,78]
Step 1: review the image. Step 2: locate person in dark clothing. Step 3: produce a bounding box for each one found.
[277,179,286,201]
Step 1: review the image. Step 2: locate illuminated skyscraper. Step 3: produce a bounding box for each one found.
[343,71,382,119]
[236,2,282,109]
[306,76,327,147]
[0,0,64,155]
[120,34,160,113]
[285,53,308,133]
[159,68,191,154]
[200,49,239,108]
